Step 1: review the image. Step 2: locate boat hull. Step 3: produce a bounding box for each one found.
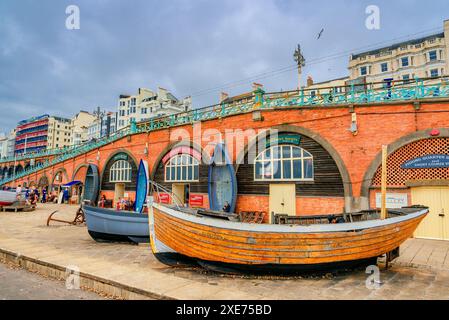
[83,205,149,244]
[83,164,100,204]
[0,190,17,206]
[208,143,237,213]
[149,203,427,272]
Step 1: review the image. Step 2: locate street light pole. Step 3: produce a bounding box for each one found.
[293,44,306,90]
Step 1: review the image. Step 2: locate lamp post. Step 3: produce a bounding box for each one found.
[293,44,306,90]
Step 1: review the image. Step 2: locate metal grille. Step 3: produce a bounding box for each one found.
[371,138,449,187]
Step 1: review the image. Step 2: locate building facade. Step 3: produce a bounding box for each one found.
[15,115,49,155]
[117,87,191,130]
[47,116,72,150]
[348,19,449,86]
[87,111,118,141]
[71,111,96,146]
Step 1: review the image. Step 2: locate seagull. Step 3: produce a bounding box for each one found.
[317,28,324,39]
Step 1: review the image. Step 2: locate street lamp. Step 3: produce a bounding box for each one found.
[293,44,306,90]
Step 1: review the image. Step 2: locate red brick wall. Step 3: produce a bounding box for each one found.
[4,100,449,215]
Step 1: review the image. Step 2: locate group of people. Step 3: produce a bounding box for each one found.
[116,197,134,211]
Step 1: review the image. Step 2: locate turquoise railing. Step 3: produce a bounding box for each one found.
[1,77,449,185]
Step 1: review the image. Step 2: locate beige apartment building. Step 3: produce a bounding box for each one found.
[348,19,449,86]
[47,116,72,149]
[117,87,191,130]
[71,111,97,146]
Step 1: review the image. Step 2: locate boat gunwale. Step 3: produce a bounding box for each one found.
[152,202,428,234]
[84,205,148,221]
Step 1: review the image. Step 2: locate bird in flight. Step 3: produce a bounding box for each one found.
[317,28,324,39]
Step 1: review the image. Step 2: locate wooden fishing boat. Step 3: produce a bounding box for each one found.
[0,190,18,206]
[83,205,149,244]
[83,164,100,204]
[149,203,428,273]
[208,143,237,213]
[134,160,149,213]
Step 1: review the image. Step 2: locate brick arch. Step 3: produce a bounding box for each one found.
[149,139,210,181]
[100,149,139,192]
[361,128,449,202]
[38,174,49,187]
[51,168,69,186]
[72,163,89,182]
[235,124,352,210]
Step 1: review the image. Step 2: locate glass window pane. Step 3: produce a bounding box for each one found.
[293,159,302,179]
[292,147,301,158]
[304,159,313,179]
[176,167,181,180]
[188,166,192,180]
[283,160,292,179]
[264,148,271,160]
[282,146,291,159]
[263,161,271,178]
[194,166,199,180]
[171,166,175,180]
[165,168,170,180]
[255,162,263,179]
[303,150,312,158]
[182,166,187,180]
[272,147,280,159]
[273,160,281,179]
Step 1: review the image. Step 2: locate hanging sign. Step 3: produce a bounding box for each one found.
[375,193,408,209]
[401,154,449,169]
[189,194,204,207]
[113,153,128,161]
[266,133,301,147]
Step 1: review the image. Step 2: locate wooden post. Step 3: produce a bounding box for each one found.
[380,145,388,220]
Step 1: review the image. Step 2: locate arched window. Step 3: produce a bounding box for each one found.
[254,145,313,181]
[110,160,132,182]
[165,154,199,182]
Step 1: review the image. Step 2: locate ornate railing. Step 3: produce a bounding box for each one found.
[136,77,449,132]
[1,76,449,185]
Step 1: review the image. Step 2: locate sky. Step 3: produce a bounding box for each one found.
[0,0,448,132]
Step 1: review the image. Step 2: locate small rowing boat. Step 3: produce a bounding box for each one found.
[148,203,428,273]
[83,205,149,244]
[0,190,19,206]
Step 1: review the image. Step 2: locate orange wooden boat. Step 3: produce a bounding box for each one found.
[148,203,428,273]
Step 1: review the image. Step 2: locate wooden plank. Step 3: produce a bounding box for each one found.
[380,145,387,220]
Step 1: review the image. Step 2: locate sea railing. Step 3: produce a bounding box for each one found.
[1,76,449,185]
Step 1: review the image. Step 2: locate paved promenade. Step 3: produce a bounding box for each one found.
[1,204,449,300]
[0,262,105,300]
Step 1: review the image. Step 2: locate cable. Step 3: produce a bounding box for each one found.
[185,26,443,98]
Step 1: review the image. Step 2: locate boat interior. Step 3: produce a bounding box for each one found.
[162,204,428,225]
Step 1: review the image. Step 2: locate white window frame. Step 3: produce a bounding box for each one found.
[110,160,132,182]
[254,145,314,182]
[164,154,199,182]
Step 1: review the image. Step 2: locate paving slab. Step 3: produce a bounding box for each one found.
[1,204,449,300]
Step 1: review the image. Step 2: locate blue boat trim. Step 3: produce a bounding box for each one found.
[208,143,238,213]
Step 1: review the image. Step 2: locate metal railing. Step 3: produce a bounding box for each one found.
[1,76,449,186]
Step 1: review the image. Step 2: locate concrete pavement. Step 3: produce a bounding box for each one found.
[1,203,449,300]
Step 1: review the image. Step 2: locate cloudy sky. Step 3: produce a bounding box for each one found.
[0,0,448,132]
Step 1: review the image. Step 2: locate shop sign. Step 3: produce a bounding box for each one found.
[402,154,449,169]
[113,153,128,161]
[189,194,204,207]
[375,193,408,209]
[158,193,171,204]
[266,133,301,147]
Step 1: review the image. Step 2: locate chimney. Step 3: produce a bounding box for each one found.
[220,92,229,103]
[307,76,314,87]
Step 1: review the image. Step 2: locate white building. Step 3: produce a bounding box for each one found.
[0,133,7,159]
[71,111,97,146]
[87,111,118,141]
[117,87,191,130]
